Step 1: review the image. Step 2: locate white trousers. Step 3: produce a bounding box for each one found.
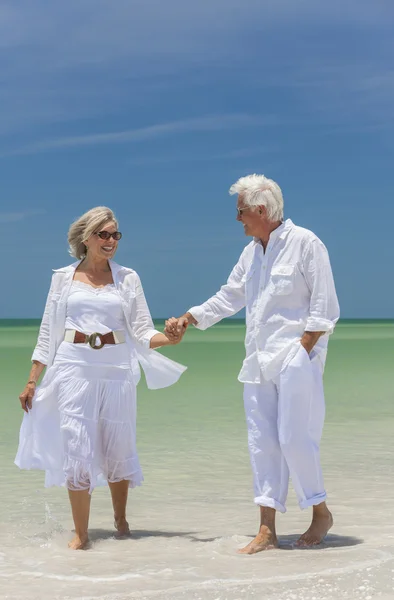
[244,344,326,513]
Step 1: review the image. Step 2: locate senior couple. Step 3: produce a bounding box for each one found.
[16,174,339,553]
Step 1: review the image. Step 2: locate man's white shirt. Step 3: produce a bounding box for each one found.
[188,219,340,383]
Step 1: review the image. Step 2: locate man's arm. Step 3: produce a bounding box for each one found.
[165,249,249,337]
[300,330,325,354]
[301,238,340,353]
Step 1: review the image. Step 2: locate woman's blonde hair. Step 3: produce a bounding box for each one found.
[68,206,118,259]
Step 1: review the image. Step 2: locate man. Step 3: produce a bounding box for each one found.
[165,174,340,554]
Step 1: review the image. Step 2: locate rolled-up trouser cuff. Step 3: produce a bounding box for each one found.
[299,492,327,510]
[254,495,287,514]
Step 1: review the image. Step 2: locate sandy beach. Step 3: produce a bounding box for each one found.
[0,320,393,600]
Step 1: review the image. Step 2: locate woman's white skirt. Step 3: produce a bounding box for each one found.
[15,360,143,494]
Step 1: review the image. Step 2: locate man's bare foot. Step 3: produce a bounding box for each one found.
[68,534,89,550]
[296,508,333,547]
[114,517,131,537]
[238,525,279,554]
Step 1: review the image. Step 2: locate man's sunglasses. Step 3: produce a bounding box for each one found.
[95,231,122,241]
[237,207,251,217]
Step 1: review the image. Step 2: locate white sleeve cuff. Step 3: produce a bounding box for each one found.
[188,306,207,330]
[31,350,48,365]
[140,329,161,349]
[305,317,336,334]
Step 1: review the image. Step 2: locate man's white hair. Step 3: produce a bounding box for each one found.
[229,174,284,222]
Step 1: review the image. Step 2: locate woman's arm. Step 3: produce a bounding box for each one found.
[31,274,56,365]
[127,274,161,347]
[127,273,186,349]
[19,360,46,412]
[19,273,55,412]
[149,331,183,349]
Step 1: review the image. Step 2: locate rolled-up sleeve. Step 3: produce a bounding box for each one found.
[31,275,55,365]
[303,239,340,334]
[188,251,247,330]
[129,274,160,348]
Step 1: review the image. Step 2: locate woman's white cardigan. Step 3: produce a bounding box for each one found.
[31,259,187,389]
[15,260,186,474]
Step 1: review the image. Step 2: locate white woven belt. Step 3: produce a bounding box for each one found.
[64,329,126,345]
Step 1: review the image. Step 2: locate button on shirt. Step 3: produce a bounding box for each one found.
[188,219,340,383]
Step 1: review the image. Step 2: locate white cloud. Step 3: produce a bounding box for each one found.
[128,145,277,166]
[0,0,392,141]
[0,210,46,223]
[3,114,276,156]
[284,64,394,126]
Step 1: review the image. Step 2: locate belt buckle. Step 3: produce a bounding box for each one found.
[87,332,105,350]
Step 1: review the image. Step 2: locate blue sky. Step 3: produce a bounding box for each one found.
[0,0,393,319]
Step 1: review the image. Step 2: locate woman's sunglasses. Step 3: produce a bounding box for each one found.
[95,231,122,241]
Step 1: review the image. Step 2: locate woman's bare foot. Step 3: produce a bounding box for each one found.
[296,504,333,547]
[109,480,130,538]
[67,489,91,550]
[114,516,131,537]
[68,533,89,550]
[238,525,279,554]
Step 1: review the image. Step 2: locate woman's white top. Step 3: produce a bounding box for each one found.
[29,259,187,389]
[55,280,130,368]
[15,262,188,475]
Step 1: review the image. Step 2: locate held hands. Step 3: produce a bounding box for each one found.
[19,382,36,413]
[164,315,190,344]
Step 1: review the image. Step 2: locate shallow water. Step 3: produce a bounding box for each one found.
[1,321,393,600]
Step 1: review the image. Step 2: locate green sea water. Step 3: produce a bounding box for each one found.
[1,319,393,437]
[0,319,393,600]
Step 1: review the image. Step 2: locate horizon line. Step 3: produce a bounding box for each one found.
[0,317,393,324]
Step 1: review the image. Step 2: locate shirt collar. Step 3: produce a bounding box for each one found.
[52,259,131,277]
[52,261,81,273]
[253,218,293,245]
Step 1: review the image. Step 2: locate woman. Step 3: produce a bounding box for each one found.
[16,207,186,550]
